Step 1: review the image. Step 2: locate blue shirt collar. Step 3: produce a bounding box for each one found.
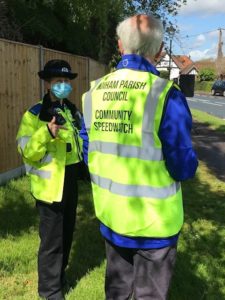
[116,54,160,75]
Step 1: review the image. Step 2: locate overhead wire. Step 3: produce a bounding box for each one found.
[163,27,225,62]
[169,29,224,58]
[179,28,225,40]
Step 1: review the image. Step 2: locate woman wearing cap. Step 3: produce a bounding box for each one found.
[16,59,83,300]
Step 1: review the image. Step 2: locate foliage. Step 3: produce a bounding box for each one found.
[195,80,214,93]
[1,0,187,64]
[125,0,187,30]
[195,58,216,73]
[199,68,216,82]
[0,160,225,298]
[0,0,22,40]
[159,70,169,79]
[108,52,121,70]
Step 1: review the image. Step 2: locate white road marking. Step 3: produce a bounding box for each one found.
[215,102,225,105]
[187,99,197,102]
[205,103,223,106]
[187,98,223,106]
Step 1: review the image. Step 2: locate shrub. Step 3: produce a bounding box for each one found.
[159,70,169,79]
[195,81,213,92]
[199,68,216,81]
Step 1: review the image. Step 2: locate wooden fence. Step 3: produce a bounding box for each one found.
[0,38,108,182]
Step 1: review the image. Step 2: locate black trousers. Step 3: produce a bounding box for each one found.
[105,240,177,300]
[36,163,79,299]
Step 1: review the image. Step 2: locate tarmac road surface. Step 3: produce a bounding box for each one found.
[187,94,225,119]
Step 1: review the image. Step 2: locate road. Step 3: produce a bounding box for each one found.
[187,94,225,119]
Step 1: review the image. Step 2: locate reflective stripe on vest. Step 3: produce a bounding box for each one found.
[83,78,102,132]
[17,136,53,163]
[88,138,162,160]
[25,163,51,179]
[91,173,181,198]
[84,78,169,161]
[17,136,30,150]
[40,153,53,164]
[18,137,52,177]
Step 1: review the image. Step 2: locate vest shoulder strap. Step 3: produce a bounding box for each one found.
[173,83,181,91]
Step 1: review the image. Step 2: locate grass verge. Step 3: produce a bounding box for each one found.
[1,109,225,298]
[191,108,225,132]
[0,163,224,299]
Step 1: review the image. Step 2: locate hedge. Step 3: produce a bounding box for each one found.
[195,81,213,93]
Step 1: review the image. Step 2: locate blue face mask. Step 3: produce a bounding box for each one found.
[51,82,73,99]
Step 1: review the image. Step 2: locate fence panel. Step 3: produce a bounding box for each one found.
[89,58,109,82]
[0,39,108,177]
[0,39,40,174]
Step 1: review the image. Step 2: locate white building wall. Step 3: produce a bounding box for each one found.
[170,68,180,79]
[189,69,198,75]
[156,54,180,80]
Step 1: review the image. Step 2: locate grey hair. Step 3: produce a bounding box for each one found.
[116,14,163,57]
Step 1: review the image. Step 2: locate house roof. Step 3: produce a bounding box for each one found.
[180,63,198,74]
[156,51,166,63]
[172,55,193,69]
[156,51,199,74]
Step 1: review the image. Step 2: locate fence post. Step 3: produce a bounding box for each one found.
[39,45,45,99]
[88,57,90,89]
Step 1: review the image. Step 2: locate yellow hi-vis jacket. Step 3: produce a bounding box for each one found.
[16,100,82,203]
[82,69,183,238]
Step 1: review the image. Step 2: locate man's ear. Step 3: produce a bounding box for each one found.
[154,42,164,62]
[118,39,124,55]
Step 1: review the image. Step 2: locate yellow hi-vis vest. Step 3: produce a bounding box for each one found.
[16,101,82,203]
[82,69,183,238]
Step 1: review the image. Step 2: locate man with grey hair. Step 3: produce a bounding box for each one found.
[80,14,198,299]
[117,13,164,59]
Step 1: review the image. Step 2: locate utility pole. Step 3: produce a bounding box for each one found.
[216,28,224,77]
[168,38,173,80]
[167,26,175,80]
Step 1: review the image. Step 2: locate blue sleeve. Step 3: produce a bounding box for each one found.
[79,117,89,165]
[159,87,198,181]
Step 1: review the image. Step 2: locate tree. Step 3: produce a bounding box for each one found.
[0,0,22,41]
[2,0,188,64]
[4,0,123,63]
[124,0,187,34]
[199,68,216,82]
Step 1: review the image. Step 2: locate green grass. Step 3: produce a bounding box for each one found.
[0,178,105,300]
[0,164,225,299]
[170,163,225,299]
[191,109,225,132]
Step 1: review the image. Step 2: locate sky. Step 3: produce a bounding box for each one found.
[170,0,225,61]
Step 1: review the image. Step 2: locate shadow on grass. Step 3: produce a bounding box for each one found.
[218,124,225,132]
[67,171,225,299]
[67,180,105,287]
[192,121,225,181]
[169,171,225,299]
[1,167,224,298]
[0,177,38,237]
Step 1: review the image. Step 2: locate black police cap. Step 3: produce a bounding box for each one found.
[38,59,77,80]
